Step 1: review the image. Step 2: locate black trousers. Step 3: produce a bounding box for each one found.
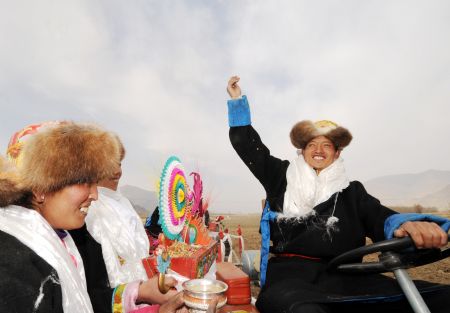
[260,291,450,313]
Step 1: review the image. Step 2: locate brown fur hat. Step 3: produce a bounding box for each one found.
[0,156,24,207]
[290,120,352,150]
[1,122,122,207]
[16,122,121,194]
[114,134,126,161]
[0,122,121,208]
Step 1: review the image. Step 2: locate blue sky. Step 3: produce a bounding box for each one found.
[1,1,449,213]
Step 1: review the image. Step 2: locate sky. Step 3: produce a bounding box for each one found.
[1,1,449,213]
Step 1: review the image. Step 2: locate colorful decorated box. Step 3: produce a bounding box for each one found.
[142,156,218,279]
[142,241,218,279]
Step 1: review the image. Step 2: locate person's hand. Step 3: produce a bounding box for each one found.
[137,276,178,304]
[206,296,219,313]
[227,76,241,99]
[158,292,189,313]
[394,221,448,249]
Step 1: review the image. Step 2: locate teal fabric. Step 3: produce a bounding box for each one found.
[227,95,251,127]
[384,213,450,239]
[156,254,171,274]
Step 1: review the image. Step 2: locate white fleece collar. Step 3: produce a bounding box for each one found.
[282,155,349,218]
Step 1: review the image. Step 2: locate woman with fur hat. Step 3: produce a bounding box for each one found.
[226,76,450,313]
[68,135,182,312]
[76,135,151,289]
[0,122,190,313]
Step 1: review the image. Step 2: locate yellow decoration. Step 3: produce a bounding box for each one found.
[178,188,185,203]
[314,120,337,129]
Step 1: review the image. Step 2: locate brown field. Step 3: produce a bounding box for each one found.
[212,212,450,297]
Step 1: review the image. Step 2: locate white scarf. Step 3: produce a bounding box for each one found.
[86,187,149,287]
[282,155,350,218]
[0,206,93,313]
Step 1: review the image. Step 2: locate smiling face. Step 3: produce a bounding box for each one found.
[302,135,340,174]
[36,183,98,230]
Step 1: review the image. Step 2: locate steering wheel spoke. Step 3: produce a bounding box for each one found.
[327,235,448,313]
[328,235,450,273]
[337,262,387,273]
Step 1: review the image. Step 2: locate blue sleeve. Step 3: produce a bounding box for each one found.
[227,95,251,127]
[259,202,279,287]
[384,213,450,239]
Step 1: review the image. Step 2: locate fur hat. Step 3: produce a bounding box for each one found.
[114,134,126,161]
[6,121,62,163]
[290,120,352,150]
[0,122,121,206]
[0,156,23,207]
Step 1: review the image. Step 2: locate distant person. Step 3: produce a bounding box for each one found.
[204,209,210,227]
[226,76,450,313]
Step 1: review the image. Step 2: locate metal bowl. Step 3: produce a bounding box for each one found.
[182,279,228,311]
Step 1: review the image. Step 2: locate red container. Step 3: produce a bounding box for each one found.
[216,262,251,305]
[218,304,259,313]
[142,241,219,279]
[142,256,158,278]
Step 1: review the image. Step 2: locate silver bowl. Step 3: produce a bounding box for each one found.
[182,279,228,311]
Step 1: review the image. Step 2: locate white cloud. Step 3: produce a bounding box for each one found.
[1,0,449,212]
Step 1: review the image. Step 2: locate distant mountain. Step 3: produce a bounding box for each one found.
[120,185,158,217]
[418,184,450,209]
[364,170,450,210]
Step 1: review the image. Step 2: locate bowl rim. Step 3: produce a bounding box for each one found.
[182,278,228,296]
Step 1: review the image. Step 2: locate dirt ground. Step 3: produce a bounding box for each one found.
[212,212,450,297]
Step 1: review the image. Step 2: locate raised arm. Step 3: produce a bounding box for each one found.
[226,77,290,204]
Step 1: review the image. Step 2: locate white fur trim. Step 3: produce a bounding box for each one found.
[282,156,349,218]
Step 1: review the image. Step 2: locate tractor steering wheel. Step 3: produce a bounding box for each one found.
[328,235,450,273]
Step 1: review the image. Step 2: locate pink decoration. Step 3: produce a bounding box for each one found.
[190,172,203,216]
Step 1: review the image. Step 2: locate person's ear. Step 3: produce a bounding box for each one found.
[31,191,46,212]
[334,150,341,160]
[33,191,45,204]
